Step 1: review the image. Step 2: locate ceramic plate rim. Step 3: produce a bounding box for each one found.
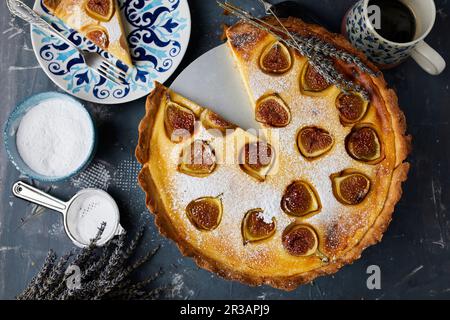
[30,0,192,105]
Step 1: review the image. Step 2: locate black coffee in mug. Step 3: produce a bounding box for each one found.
[369,0,417,43]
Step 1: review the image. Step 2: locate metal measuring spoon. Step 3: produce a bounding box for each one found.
[12,181,125,248]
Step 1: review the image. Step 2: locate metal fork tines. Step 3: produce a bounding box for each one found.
[6,0,128,86]
[83,52,128,85]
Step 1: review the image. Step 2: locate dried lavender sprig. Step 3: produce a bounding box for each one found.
[126,246,160,274]
[86,234,128,298]
[219,1,282,38]
[77,234,126,299]
[81,223,126,282]
[97,233,127,281]
[93,245,160,299]
[308,51,370,100]
[109,275,164,300]
[39,250,75,300]
[93,269,127,299]
[280,33,371,98]
[218,1,373,99]
[95,226,144,282]
[245,8,370,97]
[257,0,367,84]
[268,26,379,77]
[103,246,161,297]
[72,222,107,265]
[19,225,163,300]
[285,37,370,99]
[127,269,163,292]
[80,244,113,282]
[59,280,99,300]
[122,226,145,260]
[219,2,367,90]
[49,223,107,299]
[229,1,378,77]
[90,227,144,287]
[308,53,348,93]
[301,36,379,76]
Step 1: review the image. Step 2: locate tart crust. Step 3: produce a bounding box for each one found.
[136,17,411,291]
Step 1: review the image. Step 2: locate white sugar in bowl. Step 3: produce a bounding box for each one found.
[4,92,97,182]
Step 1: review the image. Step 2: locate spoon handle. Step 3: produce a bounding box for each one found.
[12,181,67,213]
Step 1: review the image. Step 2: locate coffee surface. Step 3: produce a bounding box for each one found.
[369,0,417,43]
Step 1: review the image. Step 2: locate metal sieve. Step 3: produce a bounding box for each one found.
[12,181,125,247]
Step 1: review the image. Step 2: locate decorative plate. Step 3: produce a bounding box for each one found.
[31,0,191,104]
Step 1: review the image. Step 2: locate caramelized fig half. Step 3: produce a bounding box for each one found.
[282,224,319,257]
[297,127,334,159]
[301,63,331,93]
[259,41,292,74]
[164,99,196,143]
[241,209,276,244]
[200,109,236,134]
[331,170,371,205]
[239,141,275,181]
[178,140,216,177]
[85,0,115,22]
[186,196,223,231]
[336,92,369,125]
[82,25,110,49]
[255,94,291,127]
[281,181,321,217]
[346,125,383,163]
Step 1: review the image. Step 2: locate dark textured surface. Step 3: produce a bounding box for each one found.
[1,0,450,300]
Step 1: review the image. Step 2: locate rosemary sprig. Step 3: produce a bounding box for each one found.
[218,1,379,100]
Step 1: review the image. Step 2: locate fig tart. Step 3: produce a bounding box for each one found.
[136,17,411,290]
[43,0,133,66]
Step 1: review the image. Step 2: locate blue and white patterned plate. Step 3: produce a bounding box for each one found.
[31,0,191,104]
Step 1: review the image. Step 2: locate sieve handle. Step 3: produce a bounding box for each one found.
[12,181,68,213]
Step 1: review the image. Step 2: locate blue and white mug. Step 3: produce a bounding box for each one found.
[343,0,446,75]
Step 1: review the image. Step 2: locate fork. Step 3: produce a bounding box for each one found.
[6,0,128,86]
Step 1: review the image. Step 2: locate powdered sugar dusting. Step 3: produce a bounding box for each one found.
[168,128,289,223]
[245,52,378,232]
[151,35,394,274]
[164,126,293,263]
[71,160,112,190]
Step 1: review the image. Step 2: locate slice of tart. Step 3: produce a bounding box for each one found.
[43,0,133,66]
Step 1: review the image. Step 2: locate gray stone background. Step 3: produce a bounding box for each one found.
[1,0,450,299]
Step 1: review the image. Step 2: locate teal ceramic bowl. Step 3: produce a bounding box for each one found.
[3,92,97,182]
